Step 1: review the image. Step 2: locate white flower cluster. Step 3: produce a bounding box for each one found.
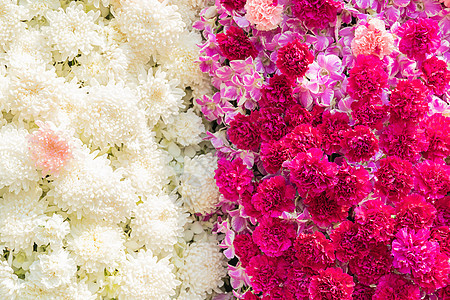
[0,0,226,299]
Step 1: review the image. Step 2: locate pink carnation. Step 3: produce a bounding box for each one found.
[227,111,261,151]
[252,176,296,217]
[276,40,314,81]
[397,18,441,61]
[309,268,354,300]
[414,160,450,200]
[330,220,370,263]
[354,200,395,243]
[421,56,450,96]
[373,274,421,300]
[341,125,379,162]
[281,124,322,158]
[318,111,351,155]
[347,55,388,101]
[351,101,387,131]
[294,232,335,271]
[252,217,296,257]
[247,255,288,293]
[352,284,375,300]
[435,196,450,227]
[421,114,450,161]
[351,18,394,58]
[259,74,296,109]
[288,148,338,198]
[284,104,313,129]
[412,252,450,293]
[244,0,283,31]
[430,226,450,257]
[304,192,349,228]
[214,157,254,201]
[349,244,392,285]
[291,0,342,29]
[28,121,72,176]
[220,0,246,11]
[233,233,261,268]
[374,156,414,203]
[216,26,258,61]
[260,140,289,174]
[257,107,288,142]
[394,194,436,232]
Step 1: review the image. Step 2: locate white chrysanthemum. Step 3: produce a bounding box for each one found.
[76,83,147,149]
[137,68,185,127]
[18,0,60,20]
[117,250,180,299]
[131,193,185,254]
[166,0,205,28]
[114,0,185,60]
[177,240,227,298]
[0,0,26,51]
[0,125,40,193]
[19,280,96,300]
[4,29,53,66]
[158,31,204,88]
[42,2,102,60]
[180,153,220,215]
[0,187,48,254]
[112,141,174,196]
[27,250,77,290]
[164,109,205,146]
[34,213,70,249]
[67,221,125,273]
[0,260,19,299]
[50,149,137,223]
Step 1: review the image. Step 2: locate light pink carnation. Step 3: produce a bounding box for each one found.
[351,18,394,58]
[28,122,72,176]
[244,0,283,31]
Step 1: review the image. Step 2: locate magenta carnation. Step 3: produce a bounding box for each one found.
[351,101,387,131]
[252,175,296,217]
[318,111,351,155]
[291,0,342,29]
[288,148,338,198]
[260,140,289,174]
[308,268,354,300]
[341,125,379,162]
[304,192,349,228]
[252,217,296,257]
[373,274,421,300]
[352,284,375,300]
[227,111,261,151]
[414,160,450,200]
[347,55,388,101]
[257,107,288,142]
[354,200,395,243]
[219,0,246,11]
[349,244,392,285]
[394,194,436,232]
[388,79,429,124]
[214,157,254,201]
[294,231,335,271]
[330,220,370,263]
[284,262,315,299]
[435,196,450,227]
[397,18,441,61]
[281,124,322,158]
[285,104,313,129]
[259,74,296,109]
[374,156,414,203]
[247,255,288,293]
[421,56,450,95]
[421,113,450,161]
[276,39,314,81]
[216,26,258,61]
[430,226,450,257]
[412,252,450,293]
[233,233,261,267]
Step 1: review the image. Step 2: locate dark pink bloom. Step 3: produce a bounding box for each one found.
[216,27,258,61]
[309,268,354,300]
[285,104,312,129]
[421,56,450,95]
[373,274,421,300]
[388,79,429,124]
[349,244,392,285]
[392,228,439,275]
[291,0,342,29]
[310,105,326,127]
[330,220,370,262]
[318,111,351,155]
[247,255,288,293]
[276,40,314,81]
[437,285,450,299]
[304,192,349,227]
[421,114,450,161]
[414,160,450,200]
[347,55,388,101]
[379,122,429,163]
[435,196,450,227]
[214,157,254,201]
[354,200,395,243]
[351,101,387,131]
[430,226,450,257]
[260,140,289,174]
[352,284,375,300]
[285,262,314,300]
[288,148,338,198]
[262,286,295,299]
[243,291,260,300]
[252,176,296,218]
[257,107,288,142]
[281,124,322,158]
[240,188,260,218]
[233,233,261,268]
[259,74,296,109]
[394,194,436,232]
[341,125,379,162]
[219,0,246,11]
[412,252,450,294]
[252,217,296,257]
[397,18,441,61]
[374,156,414,203]
[227,111,261,151]
[294,231,335,271]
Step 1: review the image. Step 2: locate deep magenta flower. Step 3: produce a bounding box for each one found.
[308,268,354,300]
[276,39,314,81]
[291,0,342,29]
[251,175,296,217]
[414,160,450,200]
[394,194,436,232]
[349,244,392,285]
[294,232,335,271]
[373,274,421,300]
[397,18,441,61]
[341,125,379,162]
[216,26,258,61]
[412,252,450,293]
[246,254,288,293]
[284,104,313,129]
[281,124,322,158]
[354,200,395,243]
[318,110,351,155]
[351,101,387,131]
[352,284,375,300]
[421,114,450,161]
[257,107,288,142]
[252,217,297,257]
[430,226,450,257]
[330,220,370,263]
[227,111,261,151]
[434,196,450,227]
[288,148,338,198]
[214,157,254,201]
[259,74,296,109]
[421,56,450,95]
[219,0,246,11]
[304,192,349,227]
[233,233,261,268]
[260,140,289,174]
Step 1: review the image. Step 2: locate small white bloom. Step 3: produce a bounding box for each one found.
[0,260,19,299]
[34,214,70,249]
[164,109,205,146]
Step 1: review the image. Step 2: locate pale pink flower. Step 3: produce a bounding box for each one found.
[351,18,394,58]
[28,122,72,176]
[244,0,283,31]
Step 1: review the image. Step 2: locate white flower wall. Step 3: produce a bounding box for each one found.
[0,0,227,299]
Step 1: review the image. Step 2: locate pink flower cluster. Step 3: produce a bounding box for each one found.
[195,0,450,297]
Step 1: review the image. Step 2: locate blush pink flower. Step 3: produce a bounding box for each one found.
[309,268,354,300]
[28,121,72,176]
[244,0,283,31]
[351,18,394,58]
[276,40,314,81]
